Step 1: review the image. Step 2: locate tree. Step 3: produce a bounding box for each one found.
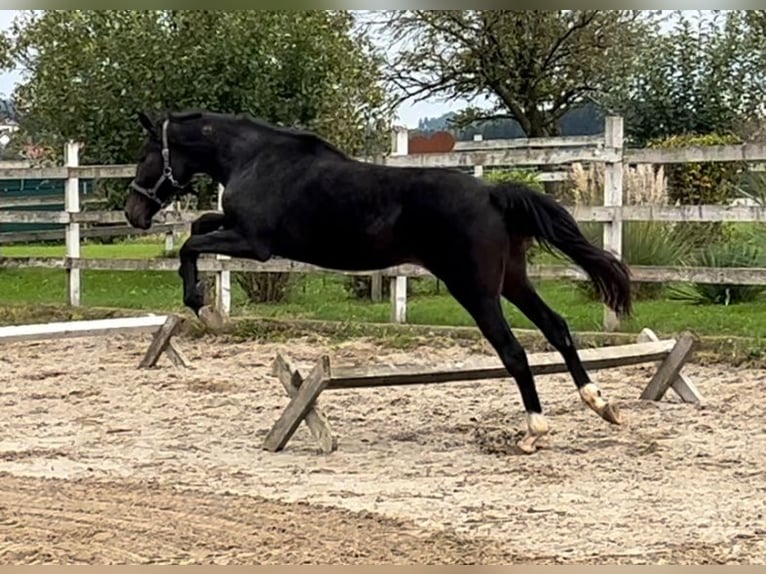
[743,10,766,39]
[380,10,658,138]
[0,10,394,304]
[604,10,766,145]
[0,10,392,176]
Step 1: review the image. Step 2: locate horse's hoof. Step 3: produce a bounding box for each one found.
[198,305,224,332]
[516,434,539,454]
[580,382,622,425]
[601,403,622,425]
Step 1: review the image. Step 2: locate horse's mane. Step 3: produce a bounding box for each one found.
[168,109,350,160]
[239,113,350,160]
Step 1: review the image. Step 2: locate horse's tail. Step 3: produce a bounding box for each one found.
[488,182,632,317]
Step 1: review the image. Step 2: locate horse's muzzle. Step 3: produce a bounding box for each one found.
[124,190,157,230]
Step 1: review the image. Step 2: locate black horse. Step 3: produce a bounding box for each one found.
[124,110,632,454]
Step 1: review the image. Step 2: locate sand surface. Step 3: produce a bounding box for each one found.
[0,331,764,564]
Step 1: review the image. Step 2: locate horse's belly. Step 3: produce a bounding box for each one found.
[274,222,407,271]
[279,240,404,271]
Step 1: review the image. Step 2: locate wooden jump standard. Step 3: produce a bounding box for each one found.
[0,314,189,369]
[263,329,701,454]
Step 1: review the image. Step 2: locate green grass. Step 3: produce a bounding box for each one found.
[1,241,169,259]
[3,239,766,339]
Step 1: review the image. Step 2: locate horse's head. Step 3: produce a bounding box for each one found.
[124,111,196,230]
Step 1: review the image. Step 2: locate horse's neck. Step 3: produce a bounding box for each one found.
[178,120,238,184]
[180,116,328,183]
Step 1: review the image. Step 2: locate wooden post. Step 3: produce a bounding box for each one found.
[602,116,624,331]
[271,354,337,453]
[262,354,332,452]
[214,183,231,316]
[164,230,175,255]
[637,328,702,403]
[370,272,383,302]
[640,332,697,401]
[64,141,81,307]
[138,314,189,369]
[390,126,408,323]
[473,134,484,178]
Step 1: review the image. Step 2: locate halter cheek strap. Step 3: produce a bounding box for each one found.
[129,119,186,207]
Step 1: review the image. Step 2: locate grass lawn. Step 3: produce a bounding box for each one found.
[1,241,170,260]
[2,239,766,339]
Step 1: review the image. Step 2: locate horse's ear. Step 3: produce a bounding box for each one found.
[136,111,158,137]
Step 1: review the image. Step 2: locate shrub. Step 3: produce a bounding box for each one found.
[345,274,411,300]
[647,132,747,247]
[567,162,669,206]
[649,132,745,204]
[577,220,693,301]
[483,167,546,192]
[234,271,292,304]
[343,272,441,301]
[670,226,766,305]
[734,169,766,206]
[566,161,688,300]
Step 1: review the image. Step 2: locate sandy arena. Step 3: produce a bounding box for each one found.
[0,328,765,564]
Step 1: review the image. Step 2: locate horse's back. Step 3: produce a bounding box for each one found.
[233,155,507,271]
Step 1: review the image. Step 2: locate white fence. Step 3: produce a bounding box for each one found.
[2,115,766,330]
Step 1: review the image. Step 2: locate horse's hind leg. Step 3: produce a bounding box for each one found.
[503,274,621,425]
[443,279,550,454]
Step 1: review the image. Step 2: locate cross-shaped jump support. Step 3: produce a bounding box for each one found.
[638,328,701,403]
[138,314,190,369]
[263,354,337,454]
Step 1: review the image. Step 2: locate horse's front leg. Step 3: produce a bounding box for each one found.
[178,227,271,328]
[189,212,230,236]
[176,212,232,315]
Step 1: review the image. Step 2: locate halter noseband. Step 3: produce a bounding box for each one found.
[129,119,187,207]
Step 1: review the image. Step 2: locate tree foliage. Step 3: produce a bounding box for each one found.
[0,10,393,168]
[646,132,746,246]
[648,132,746,206]
[605,11,766,145]
[0,10,394,303]
[379,10,656,137]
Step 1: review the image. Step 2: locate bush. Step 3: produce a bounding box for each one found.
[734,169,766,206]
[345,274,384,300]
[577,220,693,301]
[343,274,438,301]
[566,161,686,300]
[234,271,292,304]
[670,226,766,305]
[647,132,747,247]
[345,274,403,300]
[482,167,546,192]
[567,162,670,206]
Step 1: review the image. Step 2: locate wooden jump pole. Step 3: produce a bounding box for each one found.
[0,314,189,369]
[262,329,699,454]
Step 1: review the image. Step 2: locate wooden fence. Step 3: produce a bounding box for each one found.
[2,115,766,330]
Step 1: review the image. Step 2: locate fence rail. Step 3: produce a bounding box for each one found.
[2,255,766,287]
[5,204,766,227]
[0,223,182,245]
[2,115,766,329]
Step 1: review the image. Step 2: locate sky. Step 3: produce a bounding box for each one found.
[0,9,715,128]
[0,10,21,96]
